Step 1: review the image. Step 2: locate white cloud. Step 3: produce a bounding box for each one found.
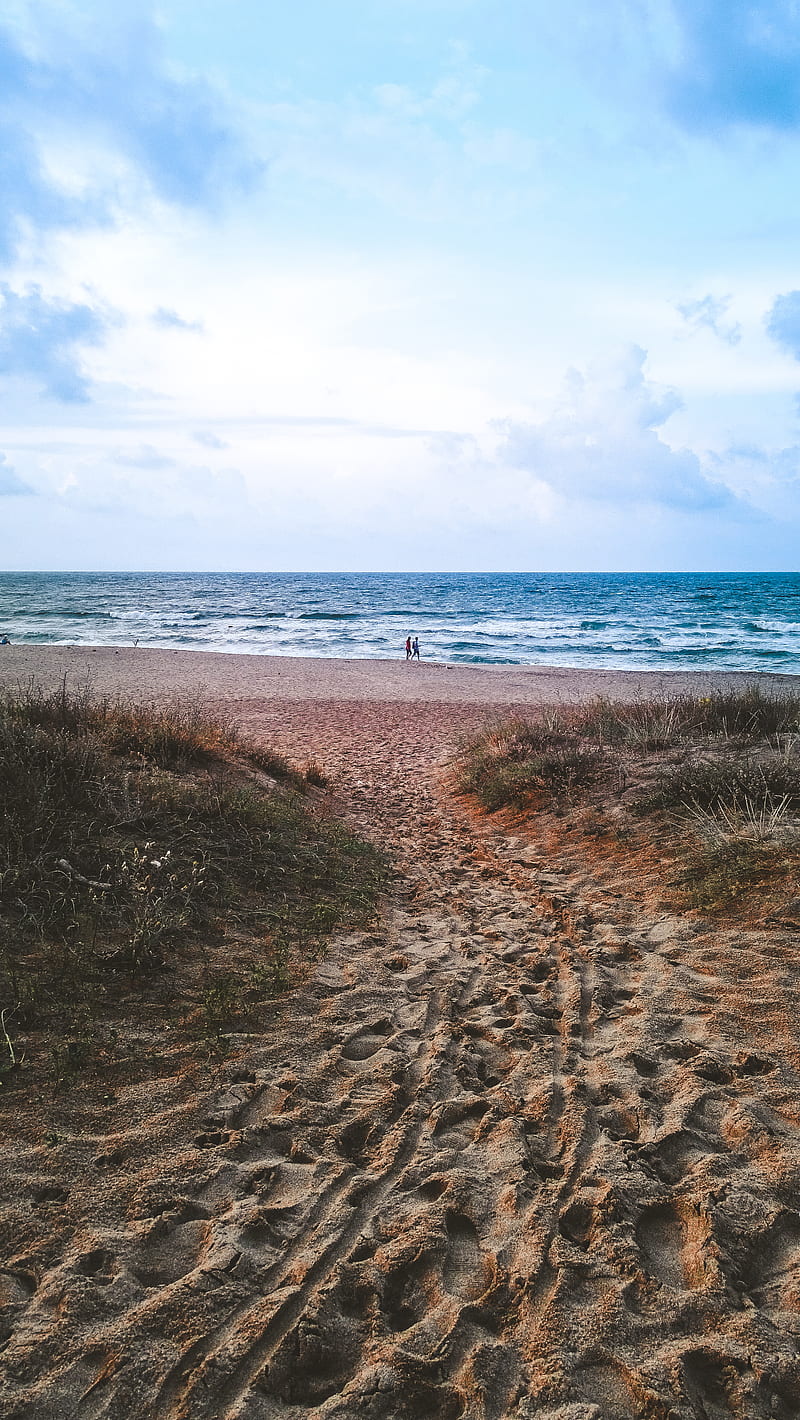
[676,293,742,346]
[494,347,738,511]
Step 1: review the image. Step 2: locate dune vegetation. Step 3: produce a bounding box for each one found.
[0,682,385,1086]
[456,686,800,913]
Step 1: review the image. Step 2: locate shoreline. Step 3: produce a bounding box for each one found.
[0,643,799,710]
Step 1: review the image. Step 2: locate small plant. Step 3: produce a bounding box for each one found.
[0,1008,17,1081]
[49,1014,98,1090]
[303,759,330,789]
[675,837,781,911]
[201,973,240,1035]
[683,793,795,848]
[116,847,207,971]
[4,677,238,769]
[249,939,291,996]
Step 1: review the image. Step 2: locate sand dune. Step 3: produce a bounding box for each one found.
[2,648,800,1419]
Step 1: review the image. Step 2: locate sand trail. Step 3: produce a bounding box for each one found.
[3,688,800,1418]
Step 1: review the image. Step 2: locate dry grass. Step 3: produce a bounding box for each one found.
[456,718,605,811]
[455,688,800,914]
[0,684,386,1084]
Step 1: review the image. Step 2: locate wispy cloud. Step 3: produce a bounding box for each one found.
[112,443,175,470]
[677,293,741,346]
[192,430,229,449]
[152,307,204,333]
[0,284,110,401]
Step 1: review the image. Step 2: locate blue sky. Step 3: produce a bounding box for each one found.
[3,0,800,570]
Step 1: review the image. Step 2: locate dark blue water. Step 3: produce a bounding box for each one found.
[1,572,799,671]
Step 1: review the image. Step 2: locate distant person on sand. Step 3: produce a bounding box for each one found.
[0,636,9,645]
[405,635,412,659]
[412,636,420,660]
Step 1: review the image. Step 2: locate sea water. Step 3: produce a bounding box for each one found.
[1,571,799,672]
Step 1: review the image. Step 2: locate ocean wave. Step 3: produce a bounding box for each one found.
[448,652,523,664]
[297,612,363,621]
[19,609,116,620]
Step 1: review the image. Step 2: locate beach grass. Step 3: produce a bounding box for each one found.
[455,688,800,912]
[0,684,386,1078]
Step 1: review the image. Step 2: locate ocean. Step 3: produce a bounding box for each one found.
[1,571,799,672]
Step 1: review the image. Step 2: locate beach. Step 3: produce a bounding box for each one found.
[3,645,800,1419]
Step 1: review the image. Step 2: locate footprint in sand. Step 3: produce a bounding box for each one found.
[741,1211,800,1309]
[441,1209,491,1301]
[642,1128,724,1185]
[682,1348,744,1420]
[635,1199,706,1291]
[74,1248,116,1283]
[432,1098,490,1150]
[0,1267,36,1307]
[558,1199,595,1249]
[336,1115,379,1165]
[131,1213,210,1287]
[382,1252,439,1331]
[575,1358,639,1419]
[341,1019,396,1061]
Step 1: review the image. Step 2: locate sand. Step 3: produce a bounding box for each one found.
[3,645,800,1419]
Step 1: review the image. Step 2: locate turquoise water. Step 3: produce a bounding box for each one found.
[1,571,799,671]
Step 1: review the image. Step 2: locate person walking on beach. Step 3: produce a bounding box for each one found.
[405,635,412,659]
[412,636,420,660]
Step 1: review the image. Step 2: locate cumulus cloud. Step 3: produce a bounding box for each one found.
[676,293,741,346]
[495,347,735,511]
[0,283,110,401]
[765,290,800,358]
[664,0,800,132]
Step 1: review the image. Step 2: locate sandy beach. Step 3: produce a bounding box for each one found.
[3,645,800,1420]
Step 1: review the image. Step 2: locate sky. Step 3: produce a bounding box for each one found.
[3,0,800,572]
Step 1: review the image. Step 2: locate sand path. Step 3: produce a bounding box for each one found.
[2,652,800,1417]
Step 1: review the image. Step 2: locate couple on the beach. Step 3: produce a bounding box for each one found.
[405,635,420,660]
